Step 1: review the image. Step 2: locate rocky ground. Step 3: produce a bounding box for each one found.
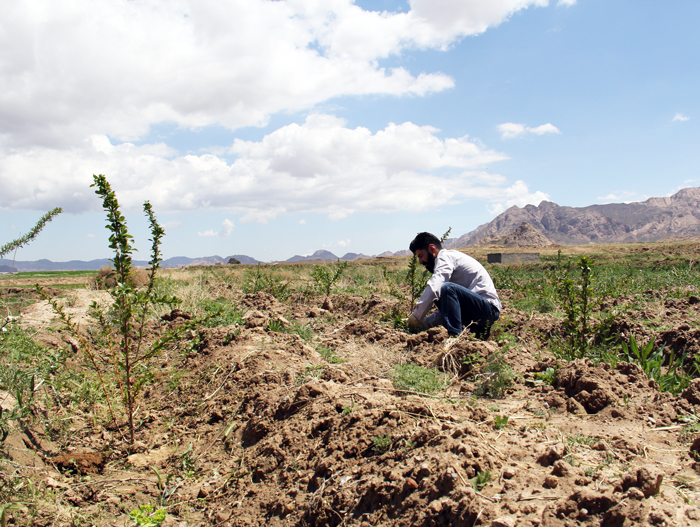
[2,266,700,526]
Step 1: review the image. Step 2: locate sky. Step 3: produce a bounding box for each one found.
[1,0,698,263]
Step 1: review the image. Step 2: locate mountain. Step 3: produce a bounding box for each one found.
[0,254,261,272]
[286,250,339,263]
[446,187,700,247]
[474,222,554,248]
[340,252,371,261]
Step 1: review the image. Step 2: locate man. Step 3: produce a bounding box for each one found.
[407,232,501,339]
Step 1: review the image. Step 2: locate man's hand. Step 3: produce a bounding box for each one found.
[407,314,427,332]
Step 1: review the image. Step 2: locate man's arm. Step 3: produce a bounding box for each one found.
[410,252,455,321]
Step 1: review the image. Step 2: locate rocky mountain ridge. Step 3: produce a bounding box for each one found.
[446,187,700,247]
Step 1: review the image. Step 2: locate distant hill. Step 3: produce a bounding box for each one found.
[339,252,372,261]
[286,250,339,262]
[0,254,261,272]
[446,187,700,247]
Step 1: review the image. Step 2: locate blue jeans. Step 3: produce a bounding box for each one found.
[437,282,500,339]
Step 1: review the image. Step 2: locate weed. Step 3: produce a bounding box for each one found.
[130,504,166,526]
[379,305,409,331]
[243,264,291,299]
[493,415,509,430]
[388,364,447,395]
[316,345,345,364]
[475,352,514,398]
[623,334,695,395]
[534,367,557,386]
[372,434,391,454]
[471,470,492,491]
[312,259,349,297]
[342,402,355,416]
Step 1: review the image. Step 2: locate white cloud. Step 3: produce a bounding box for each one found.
[220,219,234,237]
[673,113,690,122]
[337,239,351,247]
[299,219,306,225]
[0,114,553,223]
[485,180,548,215]
[557,0,577,6]
[85,233,95,238]
[498,122,561,139]
[198,219,234,237]
[596,191,638,203]
[0,0,549,148]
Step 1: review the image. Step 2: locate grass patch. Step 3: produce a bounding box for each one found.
[388,363,447,395]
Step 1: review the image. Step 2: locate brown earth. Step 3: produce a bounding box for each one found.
[2,275,700,526]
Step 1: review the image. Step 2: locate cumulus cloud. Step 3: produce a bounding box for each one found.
[198,219,234,237]
[486,180,548,215]
[498,122,561,139]
[0,114,549,220]
[673,113,690,122]
[337,239,351,247]
[557,0,577,6]
[597,191,638,203]
[0,0,549,148]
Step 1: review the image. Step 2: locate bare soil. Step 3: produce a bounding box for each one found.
[2,273,700,526]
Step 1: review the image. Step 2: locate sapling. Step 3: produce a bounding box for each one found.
[44,175,179,445]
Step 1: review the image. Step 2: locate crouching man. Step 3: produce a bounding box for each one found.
[407,232,501,340]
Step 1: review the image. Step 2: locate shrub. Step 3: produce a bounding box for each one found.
[93,265,149,289]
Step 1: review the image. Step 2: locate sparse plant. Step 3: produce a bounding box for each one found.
[130,504,166,527]
[623,334,695,395]
[312,259,349,297]
[372,434,391,454]
[475,352,514,398]
[41,175,179,445]
[493,415,509,430]
[471,470,492,491]
[342,402,355,416]
[534,366,557,386]
[243,264,291,299]
[552,252,596,359]
[389,363,447,395]
[0,208,62,260]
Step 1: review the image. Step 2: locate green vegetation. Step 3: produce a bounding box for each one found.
[475,352,515,398]
[471,470,492,491]
[42,175,179,445]
[0,208,62,259]
[312,259,349,297]
[389,363,447,395]
[372,434,392,454]
[130,505,166,526]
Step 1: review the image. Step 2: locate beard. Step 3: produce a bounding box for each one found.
[423,252,436,274]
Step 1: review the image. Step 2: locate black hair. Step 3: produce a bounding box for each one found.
[409,232,442,254]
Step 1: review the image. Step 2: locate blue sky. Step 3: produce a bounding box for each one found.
[1,0,697,262]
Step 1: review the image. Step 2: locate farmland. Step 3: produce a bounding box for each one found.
[2,241,700,526]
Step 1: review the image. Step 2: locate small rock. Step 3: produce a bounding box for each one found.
[491,517,515,527]
[405,478,419,489]
[537,443,566,466]
[502,467,516,479]
[417,462,432,479]
[543,475,558,489]
[623,487,645,501]
[592,441,608,451]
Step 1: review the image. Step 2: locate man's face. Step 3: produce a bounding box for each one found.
[415,247,436,273]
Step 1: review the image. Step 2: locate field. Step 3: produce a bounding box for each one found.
[2,241,700,526]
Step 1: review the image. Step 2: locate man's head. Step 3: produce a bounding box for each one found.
[409,232,441,273]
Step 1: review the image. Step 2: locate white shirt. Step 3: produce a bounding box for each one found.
[412,249,502,325]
